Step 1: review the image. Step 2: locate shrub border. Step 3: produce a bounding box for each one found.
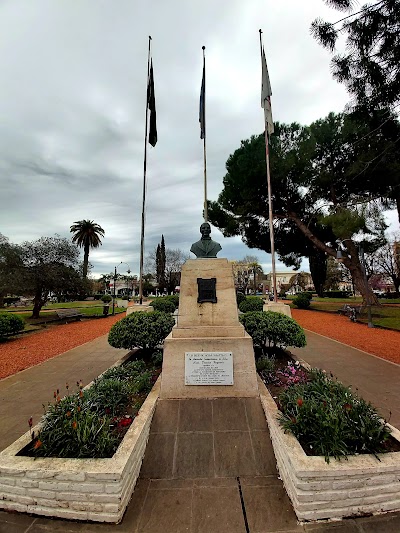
[258,374,400,521]
[0,354,160,523]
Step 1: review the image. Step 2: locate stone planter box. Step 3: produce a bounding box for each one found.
[258,376,400,521]
[0,365,160,523]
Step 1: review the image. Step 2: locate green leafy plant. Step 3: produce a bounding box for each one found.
[108,311,175,354]
[278,369,392,463]
[150,297,176,313]
[292,294,311,309]
[256,355,276,373]
[240,311,306,350]
[0,313,25,339]
[101,294,112,303]
[164,294,180,309]
[238,296,264,313]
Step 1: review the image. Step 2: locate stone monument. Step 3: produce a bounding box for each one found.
[160,226,258,398]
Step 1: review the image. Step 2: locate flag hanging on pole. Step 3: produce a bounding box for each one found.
[147,60,157,147]
[199,55,206,139]
[261,47,274,135]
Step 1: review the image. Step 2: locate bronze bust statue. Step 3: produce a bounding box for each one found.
[190,222,222,258]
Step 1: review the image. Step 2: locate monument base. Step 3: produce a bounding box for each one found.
[159,258,259,399]
[160,334,258,399]
[263,301,292,318]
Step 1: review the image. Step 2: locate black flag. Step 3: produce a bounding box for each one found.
[199,58,205,139]
[147,60,157,147]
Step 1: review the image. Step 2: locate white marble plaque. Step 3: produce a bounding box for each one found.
[185,352,233,386]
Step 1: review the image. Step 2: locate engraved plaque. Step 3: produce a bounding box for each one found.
[185,352,233,385]
[197,277,217,303]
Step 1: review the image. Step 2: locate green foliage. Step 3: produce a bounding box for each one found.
[35,408,117,459]
[151,297,176,313]
[70,220,105,278]
[256,355,276,373]
[33,358,156,458]
[0,313,25,339]
[108,311,175,352]
[236,291,246,306]
[323,291,350,298]
[164,294,179,308]
[278,369,392,463]
[101,294,112,303]
[238,296,264,313]
[239,311,306,349]
[292,295,311,309]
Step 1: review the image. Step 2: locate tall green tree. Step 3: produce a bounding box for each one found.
[0,234,24,307]
[20,235,83,318]
[208,115,393,305]
[155,235,166,292]
[70,220,105,278]
[312,0,400,111]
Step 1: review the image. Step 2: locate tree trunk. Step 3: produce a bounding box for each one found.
[83,244,89,278]
[31,289,47,319]
[287,211,379,305]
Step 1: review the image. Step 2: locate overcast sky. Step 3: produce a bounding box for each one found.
[0,0,397,277]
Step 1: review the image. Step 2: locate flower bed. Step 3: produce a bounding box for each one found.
[0,353,161,523]
[257,355,400,521]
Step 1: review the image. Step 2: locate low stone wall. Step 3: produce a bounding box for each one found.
[258,376,400,521]
[0,377,160,523]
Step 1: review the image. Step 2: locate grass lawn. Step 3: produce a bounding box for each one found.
[2,301,126,330]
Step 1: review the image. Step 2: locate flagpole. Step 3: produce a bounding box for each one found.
[259,29,277,303]
[202,46,208,222]
[139,36,152,306]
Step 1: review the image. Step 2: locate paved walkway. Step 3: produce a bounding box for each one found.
[0,331,400,532]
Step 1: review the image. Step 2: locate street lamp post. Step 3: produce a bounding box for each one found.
[112,262,131,316]
[336,241,374,328]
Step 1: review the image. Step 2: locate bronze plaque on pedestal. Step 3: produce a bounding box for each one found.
[197,277,217,303]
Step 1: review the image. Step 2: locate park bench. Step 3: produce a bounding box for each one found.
[337,304,363,322]
[55,309,83,323]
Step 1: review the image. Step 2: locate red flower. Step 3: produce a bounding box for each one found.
[66,411,71,418]
[34,439,42,450]
[297,398,303,407]
[343,403,352,411]
[72,421,77,429]
[290,416,297,424]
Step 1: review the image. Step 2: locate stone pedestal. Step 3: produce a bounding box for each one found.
[263,301,292,317]
[160,259,259,399]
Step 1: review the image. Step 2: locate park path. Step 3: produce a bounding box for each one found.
[291,308,400,365]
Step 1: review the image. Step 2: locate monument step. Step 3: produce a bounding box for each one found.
[171,325,246,338]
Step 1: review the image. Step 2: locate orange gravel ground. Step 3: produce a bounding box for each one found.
[291,308,400,365]
[0,314,123,380]
[1,307,399,381]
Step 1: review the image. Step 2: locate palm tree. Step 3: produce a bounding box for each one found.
[70,220,105,278]
[249,261,263,294]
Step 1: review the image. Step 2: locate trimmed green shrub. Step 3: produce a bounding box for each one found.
[323,291,350,298]
[278,369,391,463]
[0,313,25,339]
[151,297,176,313]
[101,294,112,303]
[3,297,20,306]
[239,296,264,313]
[108,311,175,353]
[299,292,313,300]
[292,295,311,309]
[239,311,306,349]
[164,294,180,309]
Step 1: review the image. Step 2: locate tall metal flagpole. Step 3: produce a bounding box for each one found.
[139,36,152,306]
[202,46,208,222]
[259,29,278,303]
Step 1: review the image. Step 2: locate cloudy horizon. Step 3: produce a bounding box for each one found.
[1,0,398,279]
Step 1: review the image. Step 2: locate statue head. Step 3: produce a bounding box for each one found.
[200,222,211,239]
